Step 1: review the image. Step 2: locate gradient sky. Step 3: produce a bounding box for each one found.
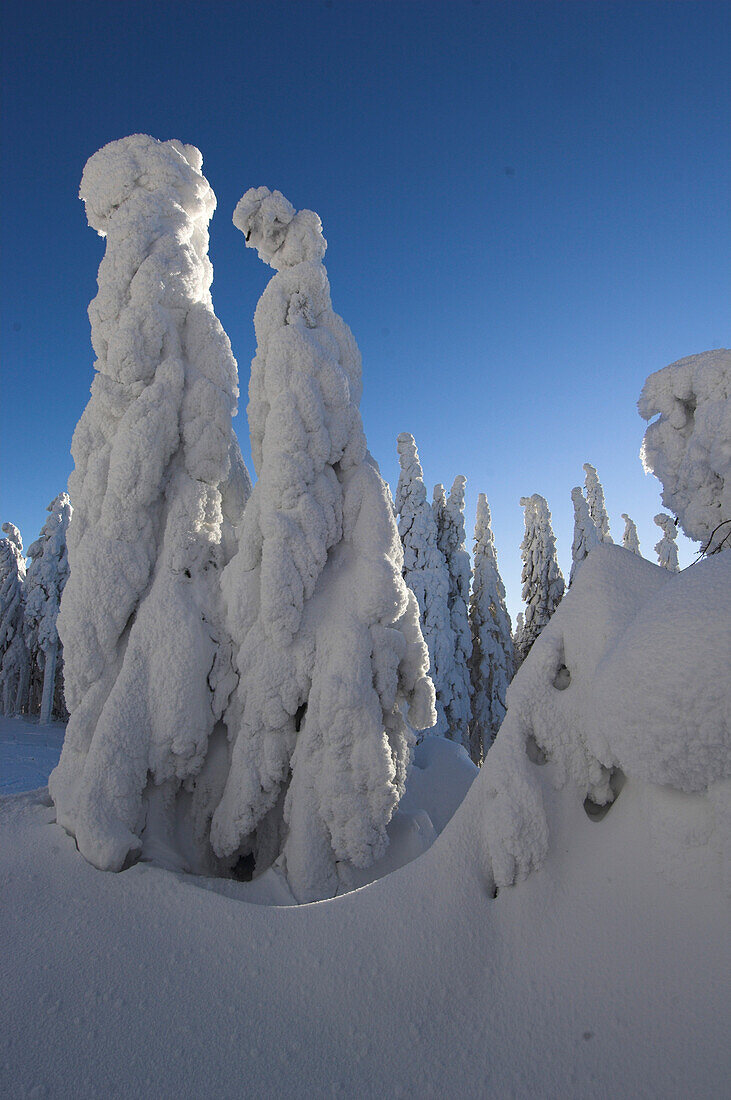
[2,0,729,618]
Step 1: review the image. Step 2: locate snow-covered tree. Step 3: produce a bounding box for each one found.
[0,524,30,716]
[518,494,565,660]
[513,612,525,660]
[654,513,680,572]
[211,187,435,902]
[468,494,514,763]
[50,135,250,875]
[583,463,613,543]
[621,513,642,556]
[24,494,73,723]
[569,486,600,586]
[639,348,731,553]
[395,433,452,736]
[432,476,472,749]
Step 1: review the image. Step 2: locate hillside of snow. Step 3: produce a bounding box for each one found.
[1,547,728,1097]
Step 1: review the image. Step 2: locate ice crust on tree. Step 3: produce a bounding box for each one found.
[468,494,514,763]
[481,546,731,887]
[24,494,73,723]
[582,463,612,543]
[621,513,642,556]
[49,135,249,873]
[212,187,435,902]
[517,494,565,660]
[654,513,680,572]
[0,524,30,716]
[395,433,452,737]
[433,478,473,750]
[569,486,600,586]
[639,348,731,552]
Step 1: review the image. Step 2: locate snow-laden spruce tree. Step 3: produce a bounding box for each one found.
[513,612,525,661]
[395,433,452,736]
[24,494,73,723]
[432,477,472,749]
[583,463,613,543]
[211,188,435,902]
[0,524,30,716]
[569,486,600,586]
[518,494,565,661]
[654,513,680,572]
[50,136,250,874]
[639,348,731,553]
[468,494,514,763]
[621,513,642,556]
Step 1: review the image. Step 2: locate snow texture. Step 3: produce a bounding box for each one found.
[433,477,473,750]
[24,493,72,723]
[0,523,30,716]
[468,493,514,763]
[395,433,452,736]
[483,546,730,888]
[50,135,249,875]
[621,512,642,556]
[582,462,613,543]
[213,187,435,902]
[569,485,600,586]
[517,494,565,660]
[639,348,731,552]
[654,512,680,572]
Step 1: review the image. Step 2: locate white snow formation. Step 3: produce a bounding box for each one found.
[517,494,565,660]
[0,524,30,716]
[654,512,680,572]
[468,493,514,763]
[50,135,250,874]
[569,485,600,586]
[433,477,473,751]
[212,187,435,902]
[483,545,730,888]
[621,512,642,556]
[639,348,731,553]
[24,493,73,723]
[582,462,613,542]
[395,433,452,737]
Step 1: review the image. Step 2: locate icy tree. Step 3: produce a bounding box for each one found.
[24,494,73,723]
[395,433,453,736]
[50,135,250,874]
[518,494,565,660]
[639,348,731,553]
[654,513,680,572]
[468,494,514,763]
[432,477,473,749]
[583,463,613,543]
[211,187,435,903]
[569,486,600,586]
[0,524,30,716]
[513,612,525,660]
[621,513,642,556]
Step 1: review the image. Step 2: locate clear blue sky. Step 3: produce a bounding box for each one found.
[2,0,729,617]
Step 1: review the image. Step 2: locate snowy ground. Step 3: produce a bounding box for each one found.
[0,715,65,795]
[1,550,728,1097]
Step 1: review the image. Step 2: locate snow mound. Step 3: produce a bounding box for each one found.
[482,545,730,886]
[639,347,731,549]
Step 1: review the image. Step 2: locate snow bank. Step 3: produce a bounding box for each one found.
[639,347,731,550]
[482,545,730,886]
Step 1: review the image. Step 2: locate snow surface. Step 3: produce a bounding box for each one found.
[1,547,728,1097]
[0,715,65,795]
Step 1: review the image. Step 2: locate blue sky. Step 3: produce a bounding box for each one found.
[2,0,729,617]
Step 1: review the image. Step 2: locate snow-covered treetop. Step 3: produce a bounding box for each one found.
[582,463,612,543]
[395,433,424,515]
[233,186,327,270]
[80,134,210,237]
[654,513,680,572]
[25,493,72,653]
[2,523,23,555]
[621,513,642,556]
[570,486,600,586]
[639,348,731,551]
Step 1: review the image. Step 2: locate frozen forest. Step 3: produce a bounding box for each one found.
[1,124,729,1100]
